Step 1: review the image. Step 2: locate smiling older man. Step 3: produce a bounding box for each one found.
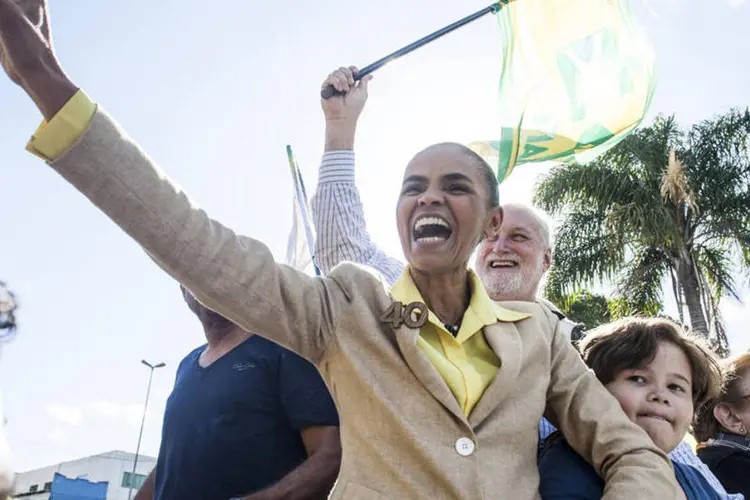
[311,66,739,500]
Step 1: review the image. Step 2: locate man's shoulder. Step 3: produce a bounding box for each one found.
[493,300,547,315]
[171,344,206,386]
[236,336,317,375]
[252,336,310,364]
[494,300,557,331]
[698,443,750,464]
[179,344,207,368]
[491,299,585,343]
[535,299,585,342]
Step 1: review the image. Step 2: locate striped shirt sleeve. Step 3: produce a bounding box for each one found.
[310,151,404,287]
[670,441,738,498]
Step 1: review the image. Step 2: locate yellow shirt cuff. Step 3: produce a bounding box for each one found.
[26,90,96,162]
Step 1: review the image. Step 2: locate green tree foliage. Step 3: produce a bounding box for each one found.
[535,109,750,354]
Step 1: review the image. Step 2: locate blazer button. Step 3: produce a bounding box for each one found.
[455,437,475,456]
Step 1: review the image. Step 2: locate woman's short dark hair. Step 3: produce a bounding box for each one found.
[579,317,722,415]
[421,143,500,208]
[694,353,750,441]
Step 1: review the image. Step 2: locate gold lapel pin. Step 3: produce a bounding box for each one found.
[380,301,429,329]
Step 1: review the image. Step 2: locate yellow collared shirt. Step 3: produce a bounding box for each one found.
[390,268,529,416]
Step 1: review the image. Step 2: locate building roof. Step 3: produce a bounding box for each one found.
[92,450,157,462]
[20,450,157,474]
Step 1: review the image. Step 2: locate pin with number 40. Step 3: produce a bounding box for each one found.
[379,301,429,329]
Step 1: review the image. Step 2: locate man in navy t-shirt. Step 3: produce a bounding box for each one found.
[134,286,340,500]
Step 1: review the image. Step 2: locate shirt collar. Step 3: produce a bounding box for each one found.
[389,267,530,341]
[714,432,750,452]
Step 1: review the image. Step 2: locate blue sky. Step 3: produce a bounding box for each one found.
[1,0,748,471]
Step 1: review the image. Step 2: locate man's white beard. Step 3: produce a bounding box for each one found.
[483,258,545,301]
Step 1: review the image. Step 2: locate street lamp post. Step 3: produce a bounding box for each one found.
[127,360,165,500]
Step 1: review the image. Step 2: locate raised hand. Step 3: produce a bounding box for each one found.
[321,66,372,151]
[0,0,76,120]
[320,66,372,124]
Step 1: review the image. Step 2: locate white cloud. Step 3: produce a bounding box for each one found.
[45,404,84,426]
[48,429,71,446]
[85,401,122,418]
[727,0,747,8]
[45,400,163,430]
[84,400,159,427]
[153,389,171,401]
[123,404,147,426]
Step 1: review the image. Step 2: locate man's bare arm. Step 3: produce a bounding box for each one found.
[240,426,341,500]
[132,469,155,500]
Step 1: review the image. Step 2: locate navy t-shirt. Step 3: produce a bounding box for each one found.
[153,336,339,500]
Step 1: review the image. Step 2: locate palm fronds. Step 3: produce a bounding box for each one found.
[536,108,750,354]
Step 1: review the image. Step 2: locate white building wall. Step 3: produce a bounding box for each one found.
[14,451,156,500]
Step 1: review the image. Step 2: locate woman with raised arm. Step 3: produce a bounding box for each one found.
[0,1,679,498]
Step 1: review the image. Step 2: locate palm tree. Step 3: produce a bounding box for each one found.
[0,281,17,334]
[534,108,750,354]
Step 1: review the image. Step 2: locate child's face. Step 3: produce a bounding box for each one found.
[605,341,694,453]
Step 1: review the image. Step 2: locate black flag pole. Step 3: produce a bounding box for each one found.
[321,1,512,99]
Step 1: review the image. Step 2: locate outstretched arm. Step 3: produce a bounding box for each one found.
[0,0,346,363]
[311,67,404,286]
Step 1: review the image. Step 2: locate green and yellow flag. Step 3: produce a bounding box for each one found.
[471,0,656,181]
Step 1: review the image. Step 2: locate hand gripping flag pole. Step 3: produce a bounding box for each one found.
[321,0,656,182]
[321,1,513,99]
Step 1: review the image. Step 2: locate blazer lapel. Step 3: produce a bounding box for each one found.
[468,321,523,428]
[393,325,467,424]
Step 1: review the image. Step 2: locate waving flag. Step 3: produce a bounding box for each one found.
[285,146,319,276]
[471,0,656,181]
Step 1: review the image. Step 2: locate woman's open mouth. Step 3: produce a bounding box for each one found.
[412,215,453,244]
